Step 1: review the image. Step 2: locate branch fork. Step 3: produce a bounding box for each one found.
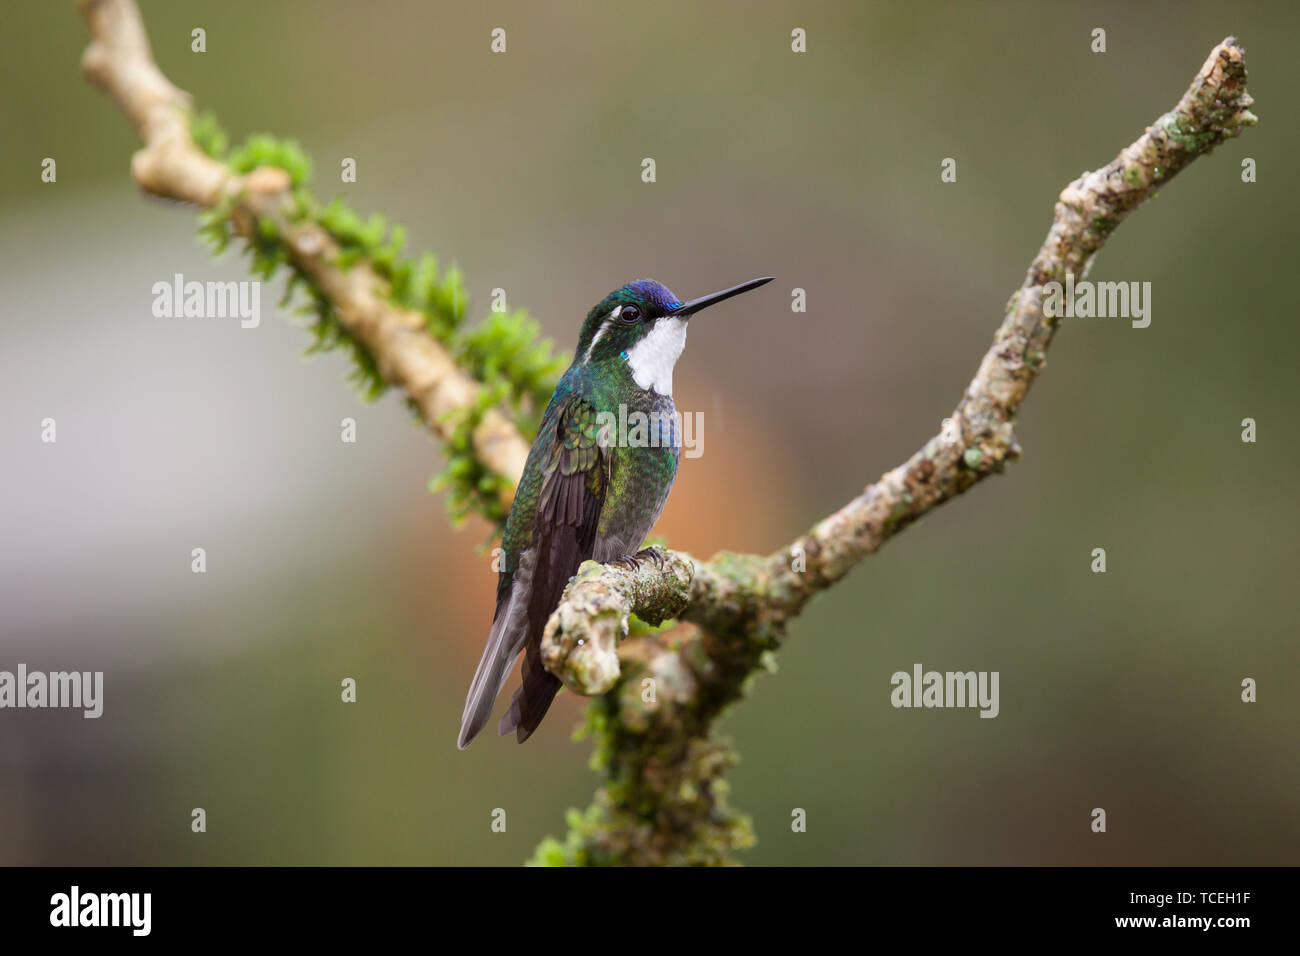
[80,3,1256,863]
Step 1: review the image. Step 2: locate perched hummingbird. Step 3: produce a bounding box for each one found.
[457,275,774,748]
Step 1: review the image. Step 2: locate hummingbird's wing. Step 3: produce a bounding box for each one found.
[457,392,608,748]
[500,395,609,741]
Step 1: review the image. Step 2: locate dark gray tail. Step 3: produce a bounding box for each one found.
[457,550,536,749]
[498,639,562,742]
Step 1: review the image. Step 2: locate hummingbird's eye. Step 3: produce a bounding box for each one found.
[617,305,641,324]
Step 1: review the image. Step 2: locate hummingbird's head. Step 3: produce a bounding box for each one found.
[574,276,773,395]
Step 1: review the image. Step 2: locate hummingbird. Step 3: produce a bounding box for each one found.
[457,275,774,749]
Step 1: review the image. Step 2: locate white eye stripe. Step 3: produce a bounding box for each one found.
[583,322,609,363]
[611,305,622,319]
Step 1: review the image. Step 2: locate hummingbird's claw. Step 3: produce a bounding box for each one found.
[635,546,665,571]
[610,548,664,572]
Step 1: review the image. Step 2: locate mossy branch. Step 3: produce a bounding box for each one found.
[530,37,1256,864]
[79,0,564,529]
[541,552,695,697]
[79,3,1255,866]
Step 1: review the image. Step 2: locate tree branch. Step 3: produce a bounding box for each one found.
[79,2,1255,864]
[541,553,694,696]
[79,0,531,509]
[534,37,1256,865]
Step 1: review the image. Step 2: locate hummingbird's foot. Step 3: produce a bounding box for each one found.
[609,548,664,572]
[635,546,665,571]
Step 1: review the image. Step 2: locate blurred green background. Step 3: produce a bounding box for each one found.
[1,0,1295,865]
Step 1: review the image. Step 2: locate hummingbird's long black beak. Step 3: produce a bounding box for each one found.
[668,276,774,317]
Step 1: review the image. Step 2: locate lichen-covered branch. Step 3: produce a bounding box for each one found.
[542,553,694,696]
[78,2,1255,864]
[79,0,534,514]
[688,36,1256,636]
[534,38,1256,865]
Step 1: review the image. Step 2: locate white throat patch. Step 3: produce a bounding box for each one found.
[625,316,687,396]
